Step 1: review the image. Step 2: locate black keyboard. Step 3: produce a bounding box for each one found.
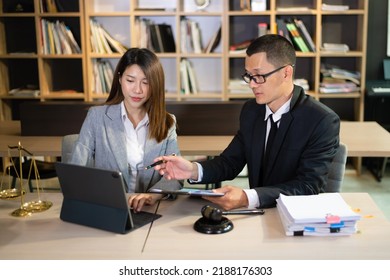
[366,80,390,97]
[132,211,162,229]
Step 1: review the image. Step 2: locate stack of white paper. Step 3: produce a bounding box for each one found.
[276,193,361,236]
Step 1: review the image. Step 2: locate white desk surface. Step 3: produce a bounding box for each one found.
[0,193,389,260]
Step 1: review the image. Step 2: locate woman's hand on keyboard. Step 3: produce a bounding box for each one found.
[128,193,163,212]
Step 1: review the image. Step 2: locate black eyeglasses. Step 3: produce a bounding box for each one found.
[241,64,293,84]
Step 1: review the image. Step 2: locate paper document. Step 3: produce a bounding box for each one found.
[276,193,361,236]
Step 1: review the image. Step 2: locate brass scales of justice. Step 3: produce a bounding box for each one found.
[0,142,52,217]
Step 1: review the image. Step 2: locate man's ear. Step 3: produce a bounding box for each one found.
[285,65,294,78]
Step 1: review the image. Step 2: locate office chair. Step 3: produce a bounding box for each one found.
[61,134,79,163]
[6,157,58,193]
[325,142,348,193]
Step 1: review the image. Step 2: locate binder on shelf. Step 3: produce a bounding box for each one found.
[159,24,176,52]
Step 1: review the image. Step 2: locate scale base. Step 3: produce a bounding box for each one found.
[0,189,25,200]
[11,200,53,217]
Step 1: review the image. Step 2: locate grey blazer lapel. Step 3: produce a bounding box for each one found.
[104,105,129,178]
[141,138,161,188]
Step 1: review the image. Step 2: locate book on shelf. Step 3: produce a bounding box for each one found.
[251,0,267,12]
[276,18,292,44]
[148,23,176,53]
[293,18,316,52]
[294,78,309,91]
[190,20,202,54]
[319,80,360,93]
[321,3,349,11]
[258,22,268,37]
[321,43,349,52]
[185,59,198,95]
[229,39,253,54]
[9,86,40,97]
[93,59,114,94]
[134,8,167,11]
[43,0,58,13]
[102,28,128,54]
[40,19,81,54]
[158,24,176,53]
[49,21,62,54]
[180,59,198,95]
[228,79,251,94]
[204,25,221,53]
[55,21,72,54]
[40,0,66,13]
[90,19,106,53]
[149,24,162,52]
[276,193,361,236]
[276,6,310,12]
[136,0,176,11]
[61,23,81,53]
[98,24,114,54]
[321,65,361,85]
[180,59,190,95]
[46,20,55,54]
[41,0,73,12]
[319,87,361,94]
[40,18,49,54]
[180,18,203,54]
[90,19,128,54]
[320,81,358,89]
[180,19,189,53]
[285,21,310,52]
[134,18,154,49]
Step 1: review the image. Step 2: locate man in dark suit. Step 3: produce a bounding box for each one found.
[154,34,340,210]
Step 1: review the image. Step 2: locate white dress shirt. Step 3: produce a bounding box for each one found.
[121,102,149,193]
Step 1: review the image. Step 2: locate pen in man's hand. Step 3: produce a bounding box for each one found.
[144,153,176,170]
[144,159,164,170]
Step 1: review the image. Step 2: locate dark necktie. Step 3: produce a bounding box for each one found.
[264,114,278,165]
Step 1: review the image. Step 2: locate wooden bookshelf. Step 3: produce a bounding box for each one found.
[0,0,368,122]
[0,0,87,119]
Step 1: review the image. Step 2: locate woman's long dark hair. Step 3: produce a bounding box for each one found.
[105,48,174,142]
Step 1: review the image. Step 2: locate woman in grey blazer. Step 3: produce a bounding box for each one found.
[70,48,182,211]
